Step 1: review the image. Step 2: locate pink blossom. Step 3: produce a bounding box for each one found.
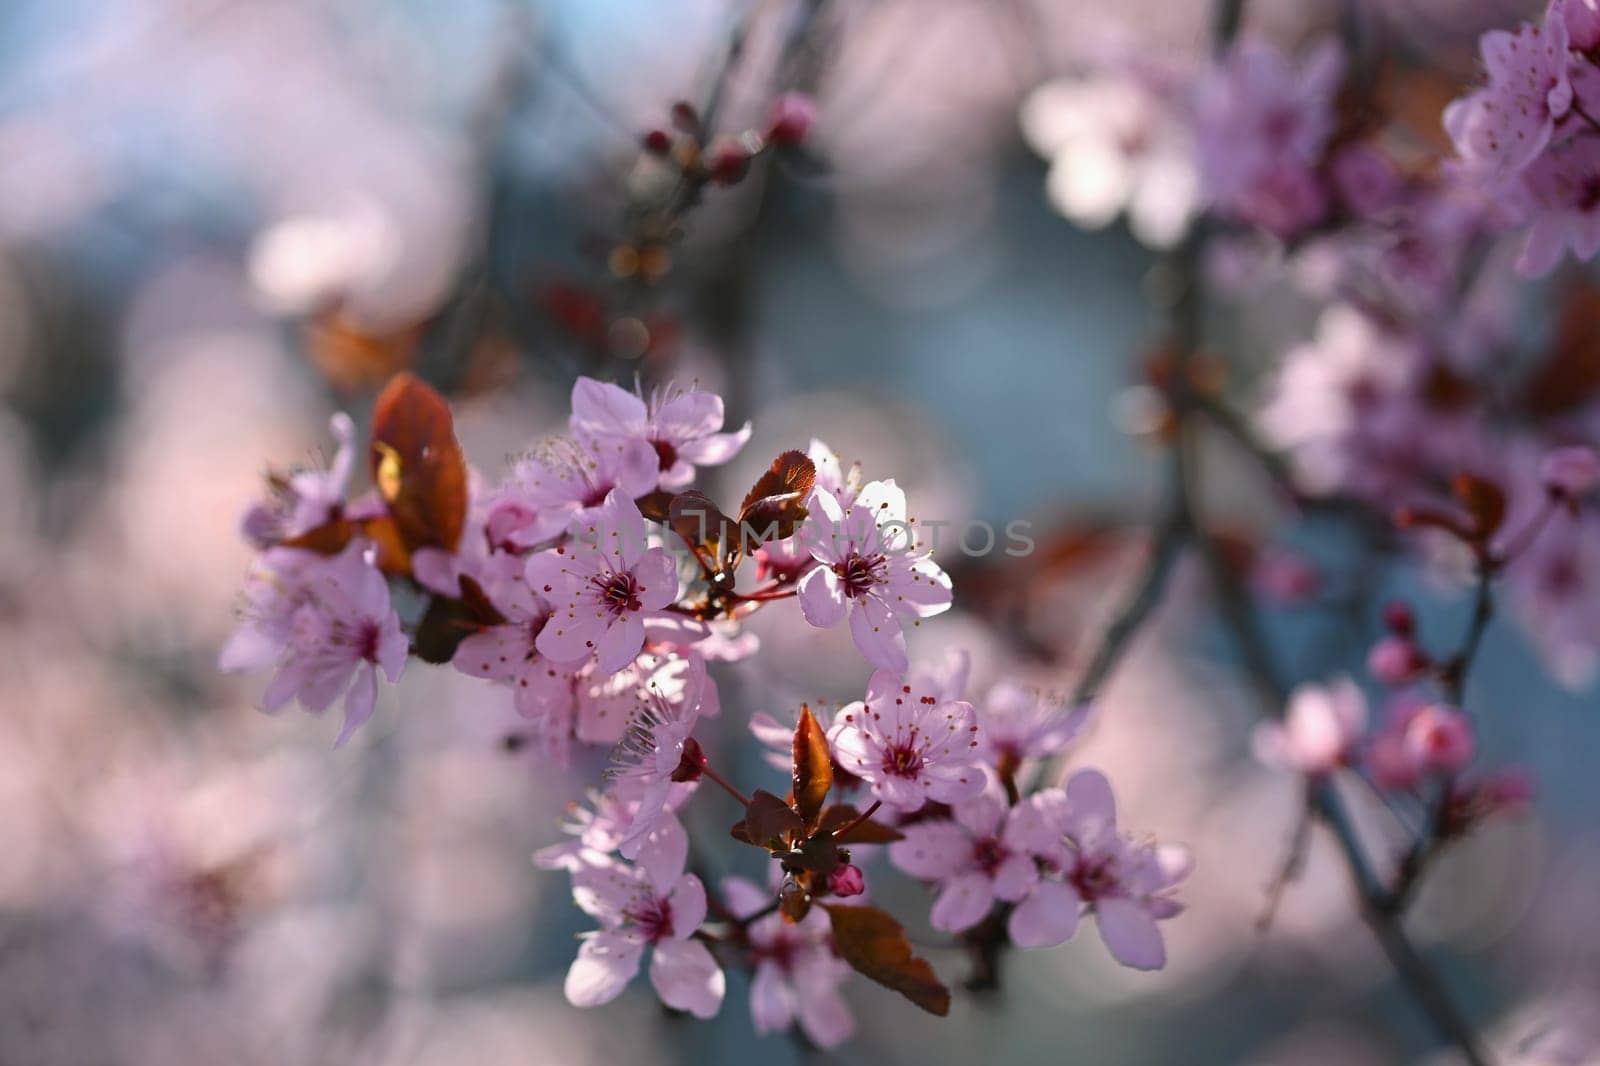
[241,412,355,548]
[1512,135,1600,276]
[535,780,697,874]
[831,668,983,811]
[565,817,724,1018]
[568,377,751,491]
[495,432,659,550]
[1445,6,1573,176]
[605,654,711,857]
[766,92,817,146]
[220,542,407,746]
[797,481,953,673]
[1192,37,1344,237]
[1007,771,1190,969]
[451,578,578,759]
[1542,444,1600,499]
[1403,704,1477,774]
[1252,678,1367,776]
[722,875,854,1047]
[974,682,1089,771]
[888,792,1058,933]
[525,489,679,674]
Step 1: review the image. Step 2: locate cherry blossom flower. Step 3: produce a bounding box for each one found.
[241,412,355,548]
[1252,678,1367,776]
[565,816,724,1018]
[220,542,406,746]
[451,578,578,760]
[1512,136,1600,277]
[495,432,660,550]
[720,874,854,1047]
[797,480,953,672]
[1192,37,1345,237]
[1445,5,1573,177]
[1367,634,1429,687]
[831,668,983,811]
[1008,771,1190,969]
[888,791,1059,933]
[568,377,751,491]
[1021,58,1200,248]
[605,654,711,857]
[535,781,697,875]
[526,488,679,674]
[974,682,1089,773]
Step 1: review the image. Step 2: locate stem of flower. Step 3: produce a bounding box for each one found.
[700,760,752,808]
[831,800,882,840]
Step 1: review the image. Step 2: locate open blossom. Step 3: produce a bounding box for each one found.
[1008,770,1190,969]
[831,668,983,811]
[889,792,1059,933]
[220,542,407,746]
[1512,136,1600,276]
[565,816,724,1018]
[241,412,355,548]
[568,376,751,490]
[797,480,953,673]
[975,682,1090,772]
[1445,4,1572,177]
[606,654,711,857]
[722,875,854,1048]
[526,488,679,675]
[1192,36,1344,237]
[1020,58,1200,248]
[1252,678,1367,776]
[495,432,659,550]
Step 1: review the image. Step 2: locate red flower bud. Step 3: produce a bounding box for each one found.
[827,863,865,898]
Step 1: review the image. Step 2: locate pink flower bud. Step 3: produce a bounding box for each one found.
[1542,445,1600,499]
[641,128,673,155]
[827,863,866,898]
[1403,705,1475,774]
[1367,635,1426,686]
[705,136,753,185]
[766,92,816,146]
[1382,600,1415,637]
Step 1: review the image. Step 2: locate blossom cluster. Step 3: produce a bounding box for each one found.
[221,373,1187,1044]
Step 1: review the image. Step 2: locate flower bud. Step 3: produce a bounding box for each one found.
[1382,600,1415,637]
[1404,705,1475,774]
[766,92,816,146]
[641,128,673,155]
[1367,635,1426,686]
[1542,445,1600,501]
[827,863,865,898]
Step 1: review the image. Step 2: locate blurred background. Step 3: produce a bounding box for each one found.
[0,0,1593,1063]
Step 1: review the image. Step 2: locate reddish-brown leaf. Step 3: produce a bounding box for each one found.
[359,513,413,576]
[667,491,735,560]
[411,575,506,665]
[278,516,353,555]
[817,804,906,844]
[1452,472,1507,540]
[822,904,951,1016]
[792,704,833,828]
[737,450,817,548]
[369,373,468,555]
[737,790,806,850]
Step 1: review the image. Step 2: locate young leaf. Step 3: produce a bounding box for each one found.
[817,804,906,844]
[822,904,951,1016]
[792,704,833,827]
[737,450,817,548]
[369,372,468,555]
[668,491,735,563]
[738,790,806,850]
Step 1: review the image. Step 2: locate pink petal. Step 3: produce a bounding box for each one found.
[888,821,971,879]
[798,565,848,628]
[666,873,708,935]
[595,614,646,675]
[748,963,795,1034]
[633,817,688,894]
[1094,897,1166,970]
[649,938,725,1019]
[848,595,908,673]
[571,377,648,435]
[929,871,996,932]
[333,665,376,746]
[676,423,752,465]
[565,932,643,1007]
[1007,880,1081,949]
[632,549,680,611]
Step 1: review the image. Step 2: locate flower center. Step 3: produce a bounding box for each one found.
[626,896,673,942]
[355,620,382,663]
[595,571,644,616]
[651,439,678,472]
[972,836,1007,874]
[834,552,886,598]
[1069,855,1118,901]
[880,740,924,779]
